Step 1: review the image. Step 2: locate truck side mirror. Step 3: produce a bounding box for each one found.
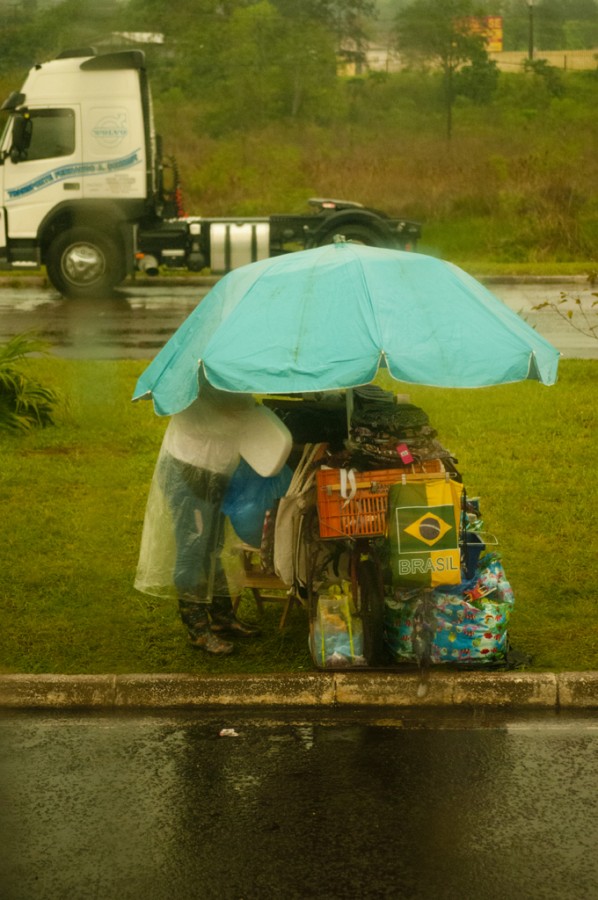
[10,114,32,162]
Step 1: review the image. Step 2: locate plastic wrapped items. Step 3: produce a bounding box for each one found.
[383,588,429,664]
[430,591,512,664]
[222,459,292,548]
[309,584,367,669]
[384,553,514,666]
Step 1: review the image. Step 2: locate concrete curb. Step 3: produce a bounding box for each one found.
[0,672,597,710]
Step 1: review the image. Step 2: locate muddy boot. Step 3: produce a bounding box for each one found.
[210,594,262,638]
[188,629,234,655]
[178,595,234,655]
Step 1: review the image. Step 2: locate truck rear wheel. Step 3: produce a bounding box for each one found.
[317,222,387,248]
[46,227,125,299]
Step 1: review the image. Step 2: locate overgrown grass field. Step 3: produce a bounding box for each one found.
[0,358,595,675]
[153,68,598,269]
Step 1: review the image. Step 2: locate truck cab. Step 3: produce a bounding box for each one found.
[0,49,157,296]
[1,49,420,299]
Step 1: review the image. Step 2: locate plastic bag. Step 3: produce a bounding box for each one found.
[222,459,292,547]
[384,554,515,666]
[309,583,367,669]
[388,477,464,590]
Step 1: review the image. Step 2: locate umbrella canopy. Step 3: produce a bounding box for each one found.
[133,242,559,415]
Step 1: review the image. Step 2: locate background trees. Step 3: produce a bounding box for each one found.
[2,0,598,111]
[394,0,498,138]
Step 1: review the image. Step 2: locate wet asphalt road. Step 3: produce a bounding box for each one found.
[1,708,598,900]
[0,278,596,360]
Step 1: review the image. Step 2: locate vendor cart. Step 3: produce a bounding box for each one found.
[228,385,516,671]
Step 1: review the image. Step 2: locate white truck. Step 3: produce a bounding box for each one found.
[0,48,420,299]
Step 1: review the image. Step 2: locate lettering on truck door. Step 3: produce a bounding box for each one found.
[82,107,144,199]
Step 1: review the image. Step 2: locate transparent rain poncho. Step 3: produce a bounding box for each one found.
[135,384,291,600]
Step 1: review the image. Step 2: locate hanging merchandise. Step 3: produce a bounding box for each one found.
[387,477,464,589]
[273,443,323,587]
[309,582,367,669]
[462,532,486,580]
[348,400,458,471]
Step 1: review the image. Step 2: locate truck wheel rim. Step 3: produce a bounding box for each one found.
[63,243,105,286]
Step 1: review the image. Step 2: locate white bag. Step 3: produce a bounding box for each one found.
[239,406,292,477]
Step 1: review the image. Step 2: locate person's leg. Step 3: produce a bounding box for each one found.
[166,461,233,654]
[206,511,261,638]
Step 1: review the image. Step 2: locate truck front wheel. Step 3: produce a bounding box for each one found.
[46,227,125,298]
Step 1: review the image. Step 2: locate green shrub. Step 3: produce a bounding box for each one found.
[0,334,61,433]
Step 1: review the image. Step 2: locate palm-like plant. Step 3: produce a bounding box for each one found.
[0,333,61,432]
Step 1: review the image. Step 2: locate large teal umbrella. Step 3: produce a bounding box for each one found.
[133,242,559,414]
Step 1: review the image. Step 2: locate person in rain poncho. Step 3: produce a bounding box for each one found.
[135,378,292,655]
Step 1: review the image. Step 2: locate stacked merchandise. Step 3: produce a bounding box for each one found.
[311,391,515,669]
[313,394,460,543]
[312,392,463,669]
[347,386,459,476]
[384,494,515,667]
[265,390,515,669]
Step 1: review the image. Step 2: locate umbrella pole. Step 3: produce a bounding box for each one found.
[345,388,354,442]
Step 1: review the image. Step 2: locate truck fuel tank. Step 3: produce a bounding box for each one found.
[209,221,270,272]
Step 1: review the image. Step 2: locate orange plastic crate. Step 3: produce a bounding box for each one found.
[316,460,445,539]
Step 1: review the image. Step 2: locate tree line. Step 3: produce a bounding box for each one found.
[1,1,597,142]
[2,0,598,78]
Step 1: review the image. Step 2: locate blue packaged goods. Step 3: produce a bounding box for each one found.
[384,553,514,665]
[222,459,292,547]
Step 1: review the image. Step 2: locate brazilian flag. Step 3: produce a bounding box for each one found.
[388,478,464,589]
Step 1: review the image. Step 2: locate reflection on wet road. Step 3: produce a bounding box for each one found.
[1,708,598,900]
[0,283,212,359]
[0,278,596,360]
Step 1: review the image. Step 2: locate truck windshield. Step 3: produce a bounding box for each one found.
[23,108,75,161]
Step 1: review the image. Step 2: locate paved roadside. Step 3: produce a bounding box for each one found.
[0,671,597,709]
[0,273,221,290]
